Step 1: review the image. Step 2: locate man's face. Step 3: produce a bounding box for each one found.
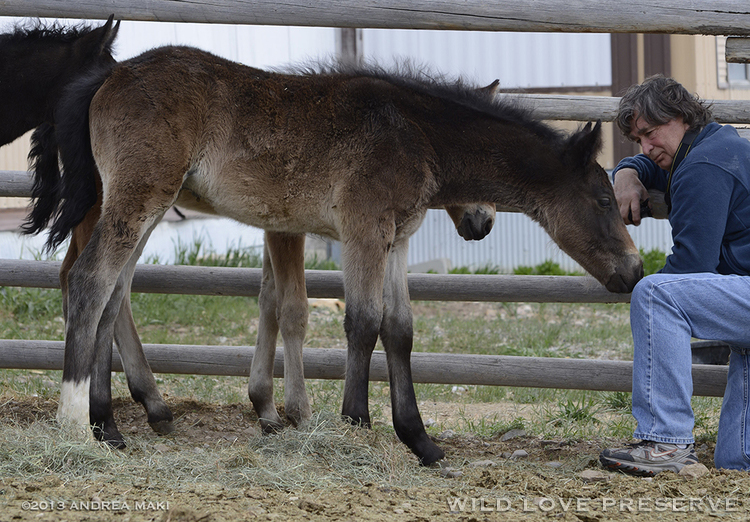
[629,115,690,170]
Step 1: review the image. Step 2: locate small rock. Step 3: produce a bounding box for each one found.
[298,500,325,514]
[245,488,268,500]
[510,449,528,460]
[438,429,456,440]
[440,467,463,479]
[424,418,436,428]
[469,459,497,468]
[243,426,258,436]
[545,461,563,468]
[580,469,610,483]
[679,463,710,480]
[500,429,527,442]
[451,386,467,394]
[516,304,534,317]
[153,443,171,453]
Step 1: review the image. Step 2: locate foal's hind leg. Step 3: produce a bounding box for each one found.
[60,197,170,445]
[248,232,311,430]
[62,214,173,434]
[114,295,174,434]
[82,220,162,446]
[380,238,444,465]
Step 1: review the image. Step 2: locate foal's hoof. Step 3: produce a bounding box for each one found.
[104,438,127,450]
[149,420,175,435]
[93,422,127,449]
[285,405,312,428]
[418,444,446,467]
[341,414,371,429]
[259,418,284,434]
[95,430,127,450]
[409,435,445,466]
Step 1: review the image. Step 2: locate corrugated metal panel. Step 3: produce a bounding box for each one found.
[409,209,673,273]
[113,21,337,67]
[360,29,611,88]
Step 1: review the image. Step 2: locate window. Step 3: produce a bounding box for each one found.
[717,37,750,88]
[728,63,750,83]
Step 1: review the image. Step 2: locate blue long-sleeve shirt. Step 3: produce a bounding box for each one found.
[614,122,750,275]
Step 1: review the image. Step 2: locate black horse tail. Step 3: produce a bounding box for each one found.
[42,63,114,253]
[20,123,62,239]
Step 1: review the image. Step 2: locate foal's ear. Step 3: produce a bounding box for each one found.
[78,14,120,56]
[566,120,603,166]
[477,79,501,97]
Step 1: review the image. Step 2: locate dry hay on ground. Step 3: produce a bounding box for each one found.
[0,396,748,521]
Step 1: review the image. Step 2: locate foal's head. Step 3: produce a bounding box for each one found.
[540,121,642,292]
[0,15,119,145]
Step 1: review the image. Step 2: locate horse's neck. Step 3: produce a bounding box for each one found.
[428,126,549,213]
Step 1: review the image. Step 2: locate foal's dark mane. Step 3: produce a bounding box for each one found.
[0,19,104,45]
[293,60,566,147]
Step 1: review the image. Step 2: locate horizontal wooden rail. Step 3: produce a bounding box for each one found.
[1,0,749,35]
[498,95,750,125]
[726,37,750,63]
[0,339,728,397]
[0,259,631,303]
[0,170,670,219]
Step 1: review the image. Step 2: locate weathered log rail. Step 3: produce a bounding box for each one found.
[0,259,630,303]
[0,0,749,35]
[0,340,729,397]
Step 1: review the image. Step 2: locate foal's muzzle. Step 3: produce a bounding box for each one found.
[605,253,644,293]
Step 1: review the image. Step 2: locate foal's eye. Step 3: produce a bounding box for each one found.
[597,197,611,209]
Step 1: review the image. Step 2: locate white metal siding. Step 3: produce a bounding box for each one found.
[113,21,337,67]
[360,29,611,88]
[409,209,674,273]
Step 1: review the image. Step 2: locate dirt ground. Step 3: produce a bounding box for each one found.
[1,395,749,522]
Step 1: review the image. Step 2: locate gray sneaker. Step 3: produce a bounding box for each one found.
[599,441,698,476]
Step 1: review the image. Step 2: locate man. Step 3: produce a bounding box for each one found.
[599,75,750,476]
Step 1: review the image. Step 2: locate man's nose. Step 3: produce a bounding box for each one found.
[641,140,653,155]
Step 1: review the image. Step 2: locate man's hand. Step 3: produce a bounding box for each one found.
[613,168,651,225]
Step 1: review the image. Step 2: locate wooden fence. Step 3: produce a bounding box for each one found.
[1,1,749,397]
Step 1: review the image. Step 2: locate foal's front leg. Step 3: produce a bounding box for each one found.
[248,232,311,430]
[380,238,444,465]
[339,228,393,429]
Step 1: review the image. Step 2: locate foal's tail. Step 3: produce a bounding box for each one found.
[24,64,115,253]
[21,123,62,240]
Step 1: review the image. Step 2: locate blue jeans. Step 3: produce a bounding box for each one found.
[630,273,750,470]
